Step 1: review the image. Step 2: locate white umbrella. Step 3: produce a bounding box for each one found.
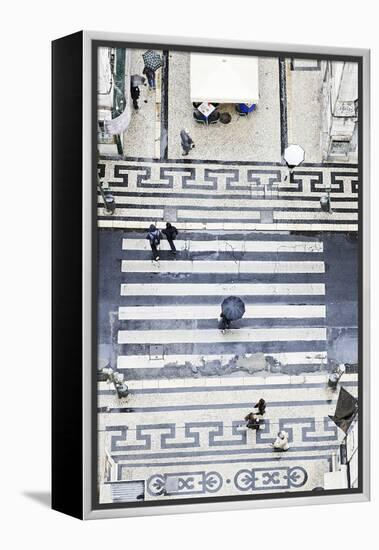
[284,144,305,167]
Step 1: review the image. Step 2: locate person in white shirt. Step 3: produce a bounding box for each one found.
[271,430,289,451]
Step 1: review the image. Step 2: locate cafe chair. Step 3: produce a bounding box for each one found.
[208,111,221,124]
[193,110,207,124]
[235,104,249,117]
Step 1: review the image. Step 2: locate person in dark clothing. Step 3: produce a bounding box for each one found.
[146,224,162,261]
[219,312,231,333]
[143,66,156,89]
[162,222,178,253]
[131,84,140,110]
[180,128,195,156]
[245,412,261,431]
[254,398,266,416]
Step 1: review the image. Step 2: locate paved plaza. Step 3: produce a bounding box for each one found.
[99,375,357,502]
[97,49,359,505]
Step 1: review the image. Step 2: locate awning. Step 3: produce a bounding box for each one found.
[329,386,358,434]
[190,53,259,104]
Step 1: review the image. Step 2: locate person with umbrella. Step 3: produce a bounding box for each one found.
[219,296,245,334]
[142,50,163,90]
[283,144,305,182]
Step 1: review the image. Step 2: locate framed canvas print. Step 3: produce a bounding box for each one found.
[52,31,370,520]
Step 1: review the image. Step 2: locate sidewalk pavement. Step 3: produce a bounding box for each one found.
[98,375,357,502]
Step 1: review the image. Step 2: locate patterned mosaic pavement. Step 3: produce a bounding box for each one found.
[98,376,357,502]
[98,159,358,232]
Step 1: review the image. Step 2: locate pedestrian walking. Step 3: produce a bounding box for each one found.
[143,66,156,89]
[180,128,195,156]
[146,224,162,261]
[219,312,231,333]
[245,412,261,431]
[271,430,289,451]
[162,222,178,254]
[131,84,140,110]
[254,398,266,416]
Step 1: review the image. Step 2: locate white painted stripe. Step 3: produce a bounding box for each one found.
[117,351,327,369]
[97,207,164,218]
[99,220,358,232]
[117,327,327,344]
[107,195,357,211]
[121,260,325,274]
[120,282,325,296]
[273,211,358,221]
[118,304,326,320]
[122,239,324,253]
[177,209,260,220]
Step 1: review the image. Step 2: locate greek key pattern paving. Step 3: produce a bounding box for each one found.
[98,379,358,501]
[97,160,358,232]
[105,416,337,455]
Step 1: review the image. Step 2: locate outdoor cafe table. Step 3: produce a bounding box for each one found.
[197,102,216,122]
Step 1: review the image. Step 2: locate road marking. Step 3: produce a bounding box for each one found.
[117,327,327,344]
[99,220,357,232]
[117,350,327,369]
[122,238,324,253]
[120,282,325,296]
[118,304,326,320]
[121,260,325,274]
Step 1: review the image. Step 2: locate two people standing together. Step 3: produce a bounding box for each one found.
[146,222,178,261]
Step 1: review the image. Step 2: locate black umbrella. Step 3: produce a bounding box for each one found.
[142,50,163,71]
[329,387,358,434]
[221,296,245,321]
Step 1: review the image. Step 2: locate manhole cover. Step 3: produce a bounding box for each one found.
[150,344,164,360]
[260,210,274,224]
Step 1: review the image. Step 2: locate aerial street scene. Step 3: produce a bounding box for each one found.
[96,45,360,505]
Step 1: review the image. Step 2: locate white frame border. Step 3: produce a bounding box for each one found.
[82,31,370,520]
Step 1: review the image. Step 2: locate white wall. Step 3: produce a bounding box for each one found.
[1,1,377,549]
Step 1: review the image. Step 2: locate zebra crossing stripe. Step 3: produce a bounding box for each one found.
[120,282,325,296]
[118,304,326,320]
[122,238,323,253]
[121,260,325,274]
[117,327,327,345]
[99,220,357,232]
[116,351,327,369]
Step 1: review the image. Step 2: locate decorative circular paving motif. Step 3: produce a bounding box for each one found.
[286,466,308,488]
[146,474,166,496]
[204,471,223,493]
[234,469,255,491]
